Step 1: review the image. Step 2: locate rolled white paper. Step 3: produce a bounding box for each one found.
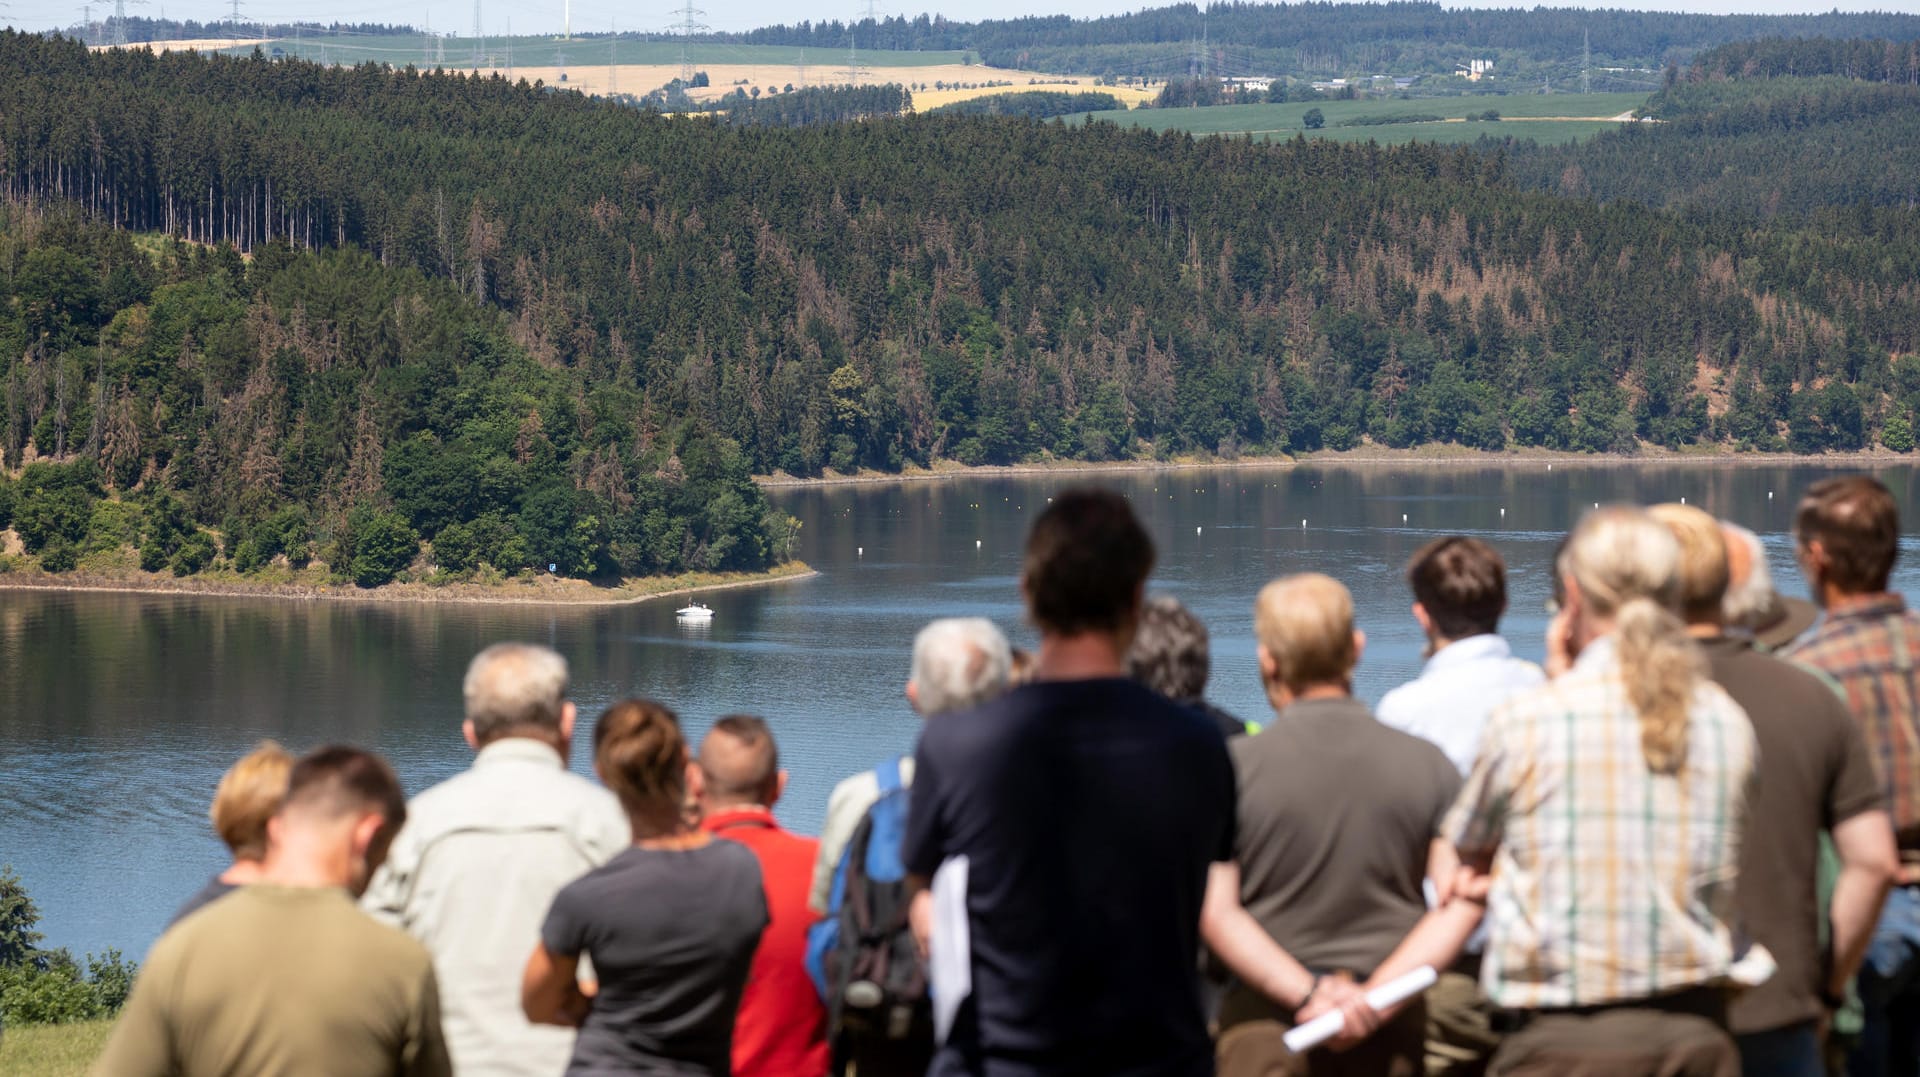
[1281,965,1439,1054]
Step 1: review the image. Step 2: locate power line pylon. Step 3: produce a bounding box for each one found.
[1582,29,1592,95]
[472,0,482,70]
[672,0,705,84]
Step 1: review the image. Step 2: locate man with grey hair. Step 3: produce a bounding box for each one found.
[1127,594,1252,739]
[1722,522,1820,650]
[807,617,1011,915]
[364,643,629,1077]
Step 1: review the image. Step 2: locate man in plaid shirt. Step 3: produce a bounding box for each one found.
[1786,475,1920,1077]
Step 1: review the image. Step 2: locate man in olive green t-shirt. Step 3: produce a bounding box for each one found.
[94,746,451,1077]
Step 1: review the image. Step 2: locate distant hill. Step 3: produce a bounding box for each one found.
[723,3,1920,83]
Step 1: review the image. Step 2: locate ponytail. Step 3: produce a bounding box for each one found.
[1614,596,1704,774]
[593,698,688,818]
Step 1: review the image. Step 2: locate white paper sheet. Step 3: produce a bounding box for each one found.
[929,855,971,1044]
[1281,965,1439,1054]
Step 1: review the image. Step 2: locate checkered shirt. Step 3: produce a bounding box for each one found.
[1445,636,1759,1010]
[1787,593,1920,844]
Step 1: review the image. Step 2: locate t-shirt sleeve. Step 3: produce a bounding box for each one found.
[402,962,455,1077]
[1211,732,1238,864]
[539,883,589,959]
[1443,709,1511,860]
[89,956,177,1077]
[901,730,947,879]
[1826,693,1887,826]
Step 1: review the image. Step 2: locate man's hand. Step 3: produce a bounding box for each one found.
[1292,972,1381,1052]
[909,886,933,960]
[1545,603,1577,679]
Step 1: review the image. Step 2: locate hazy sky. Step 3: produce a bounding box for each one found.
[7,0,1920,41]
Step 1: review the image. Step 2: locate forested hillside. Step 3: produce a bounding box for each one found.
[0,207,796,584]
[1503,38,1920,223]
[4,30,1920,498]
[729,3,1920,79]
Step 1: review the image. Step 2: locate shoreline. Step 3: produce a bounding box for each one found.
[0,561,817,608]
[756,445,1913,488]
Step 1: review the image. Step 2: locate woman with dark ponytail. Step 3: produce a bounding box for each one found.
[523,699,769,1075]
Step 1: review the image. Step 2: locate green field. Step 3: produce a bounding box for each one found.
[1071,91,1648,146]
[222,34,970,71]
[0,1021,112,1077]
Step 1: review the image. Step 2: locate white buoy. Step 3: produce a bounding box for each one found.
[1500,508,1506,518]
[1680,497,1686,505]
[857,547,863,557]
[1196,526,1202,534]
[1548,464,1553,471]
[1402,513,1408,523]
[1594,502,1600,509]
[1768,491,1774,500]
[1301,519,1307,529]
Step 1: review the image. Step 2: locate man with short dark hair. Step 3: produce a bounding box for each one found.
[1375,537,1543,1076]
[94,746,451,1077]
[1786,476,1920,1077]
[364,643,628,1076]
[1127,594,1252,738]
[902,487,1236,1076]
[695,714,828,1077]
[1204,573,1461,1077]
[1648,503,1897,1077]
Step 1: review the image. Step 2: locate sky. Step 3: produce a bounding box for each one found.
[6,0,1920,41]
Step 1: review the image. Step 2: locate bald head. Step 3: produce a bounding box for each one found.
[698,714,782,809]
[1254,573,1360,696]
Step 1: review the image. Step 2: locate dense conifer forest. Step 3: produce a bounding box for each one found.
[4,31,1920,581]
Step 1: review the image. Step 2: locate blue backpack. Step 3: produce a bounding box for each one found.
[804,758,932,1059]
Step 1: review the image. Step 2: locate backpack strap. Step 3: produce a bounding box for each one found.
[876,755,904,796]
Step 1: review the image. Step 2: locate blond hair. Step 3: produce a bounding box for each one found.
[1254,574,1358,693]
[1562,507,1704,774]
[1646,503,1730,622]
[209,741,294,861]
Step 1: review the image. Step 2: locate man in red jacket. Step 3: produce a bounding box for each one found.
[696,714,829,1077]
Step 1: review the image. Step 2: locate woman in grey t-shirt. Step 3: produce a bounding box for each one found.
[523,699,768,1076]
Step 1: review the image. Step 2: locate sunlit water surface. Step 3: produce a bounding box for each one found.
[7,462,1920,960]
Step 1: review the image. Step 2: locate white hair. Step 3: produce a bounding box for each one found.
[910,618,1013,716]
[463,643,569,742]
[1721,523,1776,629]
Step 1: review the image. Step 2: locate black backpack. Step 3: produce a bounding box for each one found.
[821,759,934,1071]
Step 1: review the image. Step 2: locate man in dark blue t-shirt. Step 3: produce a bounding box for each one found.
[903,488,1237,1077]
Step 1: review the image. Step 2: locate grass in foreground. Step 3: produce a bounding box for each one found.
[0,1020,112,1077]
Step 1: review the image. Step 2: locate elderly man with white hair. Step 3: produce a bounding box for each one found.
[364,642,630,1077]
[806,617,1013,916]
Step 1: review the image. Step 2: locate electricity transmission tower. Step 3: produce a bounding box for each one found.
[606,20,616,95]
[845,0,877,85]
[1582,29,1592,95]
[471,0,482,69]
[672,0,705,83]
[111,0,149,47]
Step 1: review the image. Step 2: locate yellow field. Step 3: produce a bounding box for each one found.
[482,61,1147,111]
[91,37,273,52]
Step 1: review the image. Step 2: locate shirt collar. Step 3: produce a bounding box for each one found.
[473,737,565,770]
[699,806,782,834]
[1424,634,1513,672]
[1824,593,1908,622]
[1572,634,1619,674]
[1276,695,1371,724]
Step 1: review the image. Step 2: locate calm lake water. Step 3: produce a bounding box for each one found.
[7,461,1920,961]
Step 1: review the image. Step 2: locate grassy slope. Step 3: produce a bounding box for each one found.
[231,34,970,69]
[0,1021,112,1077]
[1070,91,1647,145]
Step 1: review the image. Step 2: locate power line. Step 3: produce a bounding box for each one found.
[671,0,705,84]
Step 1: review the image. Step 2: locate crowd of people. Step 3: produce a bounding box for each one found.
[89,477,1920,1077]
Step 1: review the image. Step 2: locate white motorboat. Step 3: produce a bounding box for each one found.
[675,602,715,621]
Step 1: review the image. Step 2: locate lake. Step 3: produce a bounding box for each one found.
[4,461,1916,961]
